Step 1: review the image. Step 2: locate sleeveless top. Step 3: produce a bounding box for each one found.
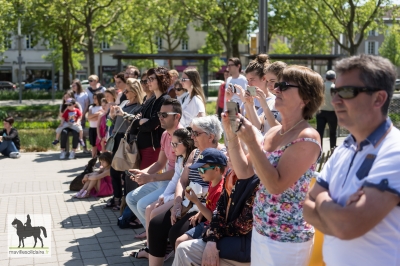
[253,138,320,243]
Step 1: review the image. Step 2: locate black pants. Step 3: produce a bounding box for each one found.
[316,110,338,149]
[110,133,125,199]
[60,128,79,149]
[148,210,196,257]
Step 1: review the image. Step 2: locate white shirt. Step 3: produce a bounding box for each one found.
[258,96,281,135]
[177,92,189,106]
[88,106,103,128]
[224,75,248,110]
[181,95,205,127]
[160,157,184,203]
[317,118,400,266]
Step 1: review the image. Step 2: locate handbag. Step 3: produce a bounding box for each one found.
[111,118,141,171]
[217,231,252,262]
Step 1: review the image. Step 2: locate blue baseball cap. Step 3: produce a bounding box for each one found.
[189,148,227,169]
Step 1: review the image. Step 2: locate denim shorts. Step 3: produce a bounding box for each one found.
[185,222,208,239]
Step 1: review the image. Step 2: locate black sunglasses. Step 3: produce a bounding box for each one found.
[67,103,74,106]
[140,80,148,84]
[330,86,382,99]
[157,112,178,118]
[274,82,300,92]
[89,79,95,82]
[174,87,183,91]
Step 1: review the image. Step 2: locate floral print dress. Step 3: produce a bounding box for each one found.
[253,138,320,243]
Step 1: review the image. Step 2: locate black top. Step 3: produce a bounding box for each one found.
[130,93,170,150]
[2,128,21,150]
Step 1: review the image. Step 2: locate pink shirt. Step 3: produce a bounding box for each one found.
[161,124,183,171]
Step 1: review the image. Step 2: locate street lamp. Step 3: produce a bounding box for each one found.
[258,0,268,54]
[99,50,103,85]
[17,19,23,103]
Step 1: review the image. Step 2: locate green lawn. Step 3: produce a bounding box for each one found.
[19,129,57,152]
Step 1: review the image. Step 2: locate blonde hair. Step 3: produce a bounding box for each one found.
[169,69,179,78]
[126,78,144,104]
[88,75,99,81]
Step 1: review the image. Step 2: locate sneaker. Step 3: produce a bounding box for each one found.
[68,151,75,159]
[60,151,66,159]
[52,140,59,145]
[9,152,21,159]
[74,189,84,198]
[79,139,85,147]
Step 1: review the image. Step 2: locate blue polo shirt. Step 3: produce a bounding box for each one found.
[317,118,400,266]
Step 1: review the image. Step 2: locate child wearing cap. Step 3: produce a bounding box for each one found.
[52,98,85,149]
[174,148,226,249]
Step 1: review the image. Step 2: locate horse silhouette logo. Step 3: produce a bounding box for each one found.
[11,215,47,248]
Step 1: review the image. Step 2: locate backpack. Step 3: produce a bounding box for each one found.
[117,205,136,229]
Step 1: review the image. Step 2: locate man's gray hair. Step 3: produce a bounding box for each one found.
[335,54,397,115]
[191,115,223,144]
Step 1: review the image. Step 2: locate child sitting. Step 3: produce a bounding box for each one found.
[53,98,85,147]
[74,152,113,199]
[174,148,227,249]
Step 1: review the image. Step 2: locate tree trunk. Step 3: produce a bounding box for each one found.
[61,38,70,90]
[225,30,232,60]
[87,29,95,75]
[349,44,358,56]
[232,41,240,58]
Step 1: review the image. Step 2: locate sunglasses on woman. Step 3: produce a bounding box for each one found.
[197,166,216,174]
[140,80,148,84]
[170,141,183,148]
[274,82,300,92]
[174,87,183,91]
[157,112,178,118]
[330,86,382,99]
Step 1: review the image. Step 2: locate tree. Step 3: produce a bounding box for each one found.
[65,0,129,75]
[270,39,291,54]
[302,0,390,55]
[379,23,400,66]
[181,0,258,59]
[0,0,15,57]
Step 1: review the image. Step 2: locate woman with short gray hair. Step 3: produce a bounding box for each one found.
[147,115,225,266]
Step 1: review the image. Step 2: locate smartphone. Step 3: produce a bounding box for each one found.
[247,86,257,96]
[229,83,236,93]
[124,170,134,178]
[226,101,239,133]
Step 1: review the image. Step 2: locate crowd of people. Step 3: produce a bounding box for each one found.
[2,53,399,266]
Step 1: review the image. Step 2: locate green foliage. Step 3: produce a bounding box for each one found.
[14,121,59,129]
[270,39,291,54]
[18,129,57,152]
[198,34,225,73]
[0,0,15,56]
[0,105,58,112]
[206,101,217,116]
[0,110,8,120]
[0,90,64,100]
[379,24,400,66]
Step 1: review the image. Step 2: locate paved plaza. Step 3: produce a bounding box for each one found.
[0,152,174,266]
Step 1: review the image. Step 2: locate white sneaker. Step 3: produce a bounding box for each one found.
[68,151,75,159]
[60,151,66,159]
[9,152,21,159]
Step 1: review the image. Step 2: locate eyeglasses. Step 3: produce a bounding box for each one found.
[190,130,208,137]
[227,64,236,67]
[170,141,183,148]
[148,77,156,83]
[140,79,148,84]
[157,112,178,118]
[274,82,300,92]
[89,79,96,82]
[197,166,216,174]
[174,87,183,91]
[330,86,382,99]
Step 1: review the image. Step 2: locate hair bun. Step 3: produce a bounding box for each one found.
[256,54,269,64]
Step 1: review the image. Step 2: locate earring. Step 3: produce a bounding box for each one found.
[191,85,193,89]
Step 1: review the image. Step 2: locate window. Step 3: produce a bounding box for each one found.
[365,41,378,55]
[101,41,110,50]
[26,35,33,49]
[4,35,12,49]
[156,37,163,50]
[181,39,189,51]
[368,30,378,36]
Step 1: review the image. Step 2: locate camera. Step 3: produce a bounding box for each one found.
[229,83,236,93]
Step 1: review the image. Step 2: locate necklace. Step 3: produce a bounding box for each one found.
[279,119,304,136]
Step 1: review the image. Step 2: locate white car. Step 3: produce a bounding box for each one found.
[70,80,90,90]
[202,80,224,90]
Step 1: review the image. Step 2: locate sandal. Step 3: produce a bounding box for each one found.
[130,247,149,259]
[112,198,121,211]
[104,197,115,208]
[129,220,144,229]
[134,231,147,239]
[78,190,90,199]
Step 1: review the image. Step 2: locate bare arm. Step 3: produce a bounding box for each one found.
[88,168,110,180]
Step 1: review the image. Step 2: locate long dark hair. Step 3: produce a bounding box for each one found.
[183,68,206,105]
[61,90,76,113]
[173,128,195,166]
[72,79,83,94]
[147,67,170,93]
[93,92,105,107]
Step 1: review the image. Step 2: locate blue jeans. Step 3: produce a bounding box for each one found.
[0,140,18,157]
[125,180,169,229]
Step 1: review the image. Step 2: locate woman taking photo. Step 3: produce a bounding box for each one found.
[180,68,206,127]
[0,117,21,158]
[130,67,171,170]
[222,65,324,265]
[106,78,143,210]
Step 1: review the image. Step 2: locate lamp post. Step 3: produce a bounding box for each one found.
[17,19,23,103]
[258,0,268,54]
[99,50,103,85]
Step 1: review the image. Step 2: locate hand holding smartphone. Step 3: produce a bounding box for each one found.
[247,86,257,96]
[228,83,236,93]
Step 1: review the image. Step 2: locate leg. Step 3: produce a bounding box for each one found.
[110,167,123,207]
[143,202,158,238]
[175,234,193,250]
[327,111,338,149]
[33,237,37,248]
[38,236,43,248]
[148,209,172,258]
[0,141,12,157]
[79,130,83,140]
[172,239,207,266]
[126,182,160,228]
[168,211,197,251]
[315,112,327,149]
[86,179,99,193]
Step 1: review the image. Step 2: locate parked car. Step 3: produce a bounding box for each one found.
[70,79,90,90]
[395,79,400,91]
[24,79,52,90]
[202,80,224,91]
[0,81,16,90]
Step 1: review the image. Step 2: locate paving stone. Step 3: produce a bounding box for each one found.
[78,244,102,252]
